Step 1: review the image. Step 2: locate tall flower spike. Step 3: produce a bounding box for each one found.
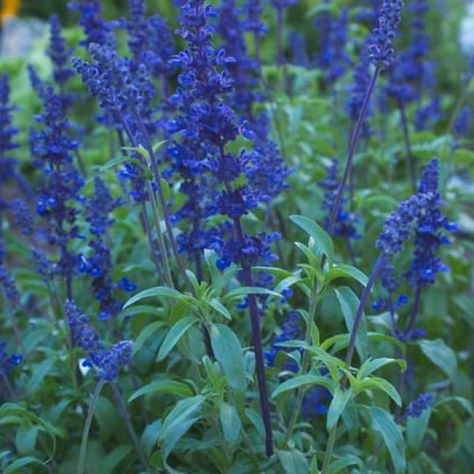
[68,0,116,48]
[29,85,84,298]
[368,0,404,69]
[0,74,19,211]
[65,300,133,381]
[169,0,284,455]
[80,177,131,320]
[123,0,175,81]
[0,340,23,376]
[0,238,20,308]
[405,158,453,288]
[47,15,74,89]
[319,159,359,239]
[329,0,404,235]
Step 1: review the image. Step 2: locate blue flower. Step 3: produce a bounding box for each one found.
[80,178,129,319]
[10,199,34,237]
[405,159,453,288]
[29,85,83,289]
[65,300,133,380]
[368,0,404,70]
[68,0,116,47]
[406,392,434,418]
[48,15,75,89]
[319,159,360,239]
[122,0,175,79]
[0,74,20,209]
[0,340,23,376]
[453,106,471,138]
[265,310,302,368]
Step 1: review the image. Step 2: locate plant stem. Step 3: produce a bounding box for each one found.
[77,379,105,474]
[234,217,273,457]
[328,67,380,236]
[139,201,163,278]
[404,284,422,336]
[111,382,152,472]
[321,424,338,474]
[345,254,385,367]
[284,286,318,443]
[397,97,416,192]
[321,254,385,472]
[145,181,174,288]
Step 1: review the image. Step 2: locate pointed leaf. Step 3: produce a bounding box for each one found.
[128,379,193,402]
[272,374,332,399]
[370,407,406,474]
[327,387,352,431]
[326,264,368,287]
[123,286,186,309]
[418,339,457,378]
[219,402,241,445]
[157,317,198,361]
[210,324,247,393]
[159,395,205,459]
[290,215,334,262]
[334,286,369,361]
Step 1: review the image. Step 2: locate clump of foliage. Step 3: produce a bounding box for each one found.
[0,0,472,473]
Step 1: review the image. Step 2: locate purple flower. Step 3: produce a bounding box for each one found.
[319,159,360,239]
[368,0,404,69]
[0,340,23,376]
[47,15,75,89]
[65,299,133,380]
[0,74,19,209]
[406,392,434,417]
[405,159,453,288]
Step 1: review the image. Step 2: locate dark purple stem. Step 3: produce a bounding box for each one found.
[233,217,273,457]
[404,284,422,336]
[328,66,380,236]
[345,253,386,367]
[397,97,416,192]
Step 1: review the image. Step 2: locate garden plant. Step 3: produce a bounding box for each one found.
[0,0,473,472]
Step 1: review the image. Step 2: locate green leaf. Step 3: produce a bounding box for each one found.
[209,298,231,320]
[418,339,457,378]
[26,357,56,395]
[99,154,137,171]
[356,377,401,406]
[327,387,352,431]
[272,374,332,399]
[326,264,368,287]
[290,215,334,263]
[159,395,205,459]
[359,357,407,379]
[101,445,133,474]
[334,286,369,361]
[157,317,198,361]
[407,407,431,453]
[133,321,165,354]
[219,402,241,445]
[277,450,309,474]
[223,286,281,302]
[327,454,362,474]
[15,425,39,455]
[370,406,406,474]
[141,419,161,458]
[128,379,193,402]
[123,286,186,309]
[210,324,247,393]
[3,456,46,474]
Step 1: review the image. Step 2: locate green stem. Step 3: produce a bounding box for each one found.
[284,286,319,443]
[77,379,105,474]
[321,426,338,474]
[111,382,152,472]
[146,181,174,288]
